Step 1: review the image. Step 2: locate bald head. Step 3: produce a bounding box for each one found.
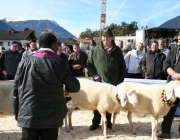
[41,28,56,37]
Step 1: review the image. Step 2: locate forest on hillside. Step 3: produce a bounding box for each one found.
[80,21,148,39]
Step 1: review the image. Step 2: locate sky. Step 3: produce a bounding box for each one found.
[1,0,180,37]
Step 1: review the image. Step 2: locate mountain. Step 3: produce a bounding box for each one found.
[0,20,13,30]
[2,18,75,38]
[159,15,180,28]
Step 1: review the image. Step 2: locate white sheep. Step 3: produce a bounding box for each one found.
[0,81,14,115]
[64,77,138,138]
[119,80,180,140]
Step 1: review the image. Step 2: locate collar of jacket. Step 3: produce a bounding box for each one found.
[149,49,161,54]
[32,49,59,58]
[100,42,118,52]
[8,48,18,53]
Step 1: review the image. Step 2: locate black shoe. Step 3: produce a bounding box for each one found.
[90,124,99,131]
[107,123,112,129]
[157,132,171,139]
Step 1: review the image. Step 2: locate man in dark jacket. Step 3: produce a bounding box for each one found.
[68,43,88,77]
[17,42,25,54]
[13,33,80,140]
[87,28,126,131]
[158,32,180,139]
[142,41,166,79]
[0,40,22,80]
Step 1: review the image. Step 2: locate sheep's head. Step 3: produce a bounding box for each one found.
[165,80,180,102]
[117,84,138,107]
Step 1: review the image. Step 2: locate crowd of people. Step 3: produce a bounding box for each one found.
[0,27,179,139]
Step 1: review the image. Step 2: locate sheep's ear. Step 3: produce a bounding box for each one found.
[173,86,180,98]
[166,88,173,100]
[120,92,127,107]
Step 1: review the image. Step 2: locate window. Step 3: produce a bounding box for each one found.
[0,42,3,46]
[128,39,133,43]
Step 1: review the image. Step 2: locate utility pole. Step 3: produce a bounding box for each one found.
[99,0,106,43]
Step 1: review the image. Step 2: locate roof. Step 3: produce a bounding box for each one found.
[145,27,180,31]
[73,38,92,43]
[57,38,74,44]
[143,27,180,39]
[0,30,35,40]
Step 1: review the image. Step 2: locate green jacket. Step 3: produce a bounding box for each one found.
[87,42,126,86]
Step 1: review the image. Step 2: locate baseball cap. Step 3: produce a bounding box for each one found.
[10,40,18,46]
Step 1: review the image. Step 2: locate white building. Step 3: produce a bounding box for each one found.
[0,30,36,49]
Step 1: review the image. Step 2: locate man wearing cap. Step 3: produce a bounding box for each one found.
[0,40,22,80]
[87,27,126,131]
[158,31,180,139]
[21,39,38,60]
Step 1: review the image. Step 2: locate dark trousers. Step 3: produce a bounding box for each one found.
[0,73,3,80]
[3,74,14,80]
[92,110,111,126]
[22,128,58,140]
[125,73,143,79]
[161,98,180,133]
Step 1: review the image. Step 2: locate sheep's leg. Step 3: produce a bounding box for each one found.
[68,111,73,130]
[101,118,104,130]
[127,111,136,135]
[58,127,60,137]
[65,113,70,132]
[150,115,158,140]
[100,112,108,138]
[112,112,118,132]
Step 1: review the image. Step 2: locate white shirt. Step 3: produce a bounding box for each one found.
[124,49,144,74]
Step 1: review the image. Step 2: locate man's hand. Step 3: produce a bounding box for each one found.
[77,65,81,70]
[3,70,7,75]
[72,65,77,69]
[72,65,81,70]
[94,75,101,82]
[172,73,180,80]
[64,90,69,96]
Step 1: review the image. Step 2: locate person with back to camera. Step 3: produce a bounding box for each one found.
[86,27,126,131]
[13,33,80,140]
